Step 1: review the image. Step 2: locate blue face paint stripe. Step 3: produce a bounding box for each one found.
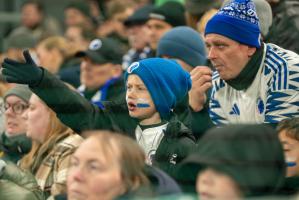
[287,161,297,167]
[136,103,150,108]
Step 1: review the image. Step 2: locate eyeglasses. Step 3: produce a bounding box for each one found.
[2,103,29,115]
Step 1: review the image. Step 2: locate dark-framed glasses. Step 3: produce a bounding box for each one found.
[3,103,29,114]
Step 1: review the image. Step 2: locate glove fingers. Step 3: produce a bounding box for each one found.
[2,74,22,84]
[3,58,22,66]
[23,50,36,66]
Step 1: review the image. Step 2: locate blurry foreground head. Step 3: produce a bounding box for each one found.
[178,124,286,199]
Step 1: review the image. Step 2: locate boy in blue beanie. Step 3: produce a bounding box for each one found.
[1,51,195,178]
[190,0,299,125]
[157,26,214,139]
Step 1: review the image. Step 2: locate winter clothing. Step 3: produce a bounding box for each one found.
[124,4,154,27]
[0,133,31,164]
[30,134,82,198]
[205,0,261,48]
[0,161,44,200]
[178,124,286,196]
[222,0,273,37]
[149,1,186,27]
[27,68,194,178]
[157,26,207,67]
[125,58,192,120]
[209,43,299,125]
[122,46,153,70]
[4,84,32,103]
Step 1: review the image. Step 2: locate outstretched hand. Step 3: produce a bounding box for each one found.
[1,50,43,87]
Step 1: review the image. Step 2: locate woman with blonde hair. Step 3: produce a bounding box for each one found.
[17,93,83,198]
[36,36,74,74]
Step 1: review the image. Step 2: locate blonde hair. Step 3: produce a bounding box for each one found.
[85,131,149,192]
[38,36,72,59]
[20,96,74,172]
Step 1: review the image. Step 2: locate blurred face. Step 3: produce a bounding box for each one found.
[127,24,150,50]
[4,96,28,136]
[65,8,88,27]
[67,138,125,200]
[196,168,242,200]
[65,26,89,53]
[205,34,256,80]
[36,45,52,67]
[21,3,43,28]
[80,58,115,90]
[111,8,134,38]
[25,94,50,143]
[126,75,160,125]
[146,19,172,50]
[279,130,299,177]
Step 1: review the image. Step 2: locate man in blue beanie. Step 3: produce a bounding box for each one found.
[157,26,214,139]
[191,0,299,126]
[1,52,195,179]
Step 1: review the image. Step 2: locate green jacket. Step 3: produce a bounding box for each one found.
[0,133,32,164]
[31,70,195,177]
[0,161,44,200]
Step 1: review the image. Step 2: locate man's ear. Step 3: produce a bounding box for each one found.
[248,46,257,57]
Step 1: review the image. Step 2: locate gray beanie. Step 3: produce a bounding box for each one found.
[157,26,207,67]
[222,0,273,37]
[4,85,32,103]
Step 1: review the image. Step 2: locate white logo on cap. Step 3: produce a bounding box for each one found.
[127,62,139,73]
[89,39,102,50]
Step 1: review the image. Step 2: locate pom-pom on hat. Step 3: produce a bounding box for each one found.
[125,58,192,120]
[205,0,261,48]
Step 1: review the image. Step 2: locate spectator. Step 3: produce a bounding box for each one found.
[4,31,37,62]
[36,36,72,74]
[178,124,286,198]
[64,0,95,31]
[75,38,126,106]
[157,26,213,139]
[191,0,299,125]
[1,53,196,179]
[59,24,96,88]
[0,85,32,163]
[122,4,154,70]
[17,93,83,198]
[61,131,181,200]
[9,0,61,42]
[146,1,186,53]
[96,0,136,52]
[277,118,299,195]
[184,0,221,29]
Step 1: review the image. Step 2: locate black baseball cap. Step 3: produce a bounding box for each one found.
[75,38,122,64]
[124,4,154,27]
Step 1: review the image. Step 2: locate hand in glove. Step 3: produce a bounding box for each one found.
[1,50,43,87]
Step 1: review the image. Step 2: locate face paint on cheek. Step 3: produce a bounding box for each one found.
[286,156,297,167]
[136,98,150,108]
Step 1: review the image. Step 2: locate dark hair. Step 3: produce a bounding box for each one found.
[277,118,299,140]
[21,0,44,13]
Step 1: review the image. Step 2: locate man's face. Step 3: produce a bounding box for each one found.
[80,57,114,90]
[205,34,255,80]
[21,3,43,28]
[146,19,172,50]
[127,24,150,50]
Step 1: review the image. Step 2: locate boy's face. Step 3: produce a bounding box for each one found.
[126,74,161,125]
[279,130,299,177]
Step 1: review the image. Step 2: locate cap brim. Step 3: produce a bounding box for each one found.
[75,50,107,64]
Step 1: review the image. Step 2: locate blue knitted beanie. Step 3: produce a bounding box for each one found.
[205,0,261,48]
[157,26,207,67]
[125,58,192,120]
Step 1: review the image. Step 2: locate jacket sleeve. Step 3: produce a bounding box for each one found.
[30,69,115,134]
[1,161,44,200]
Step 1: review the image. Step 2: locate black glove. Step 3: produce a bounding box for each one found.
[1,50,43,87]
